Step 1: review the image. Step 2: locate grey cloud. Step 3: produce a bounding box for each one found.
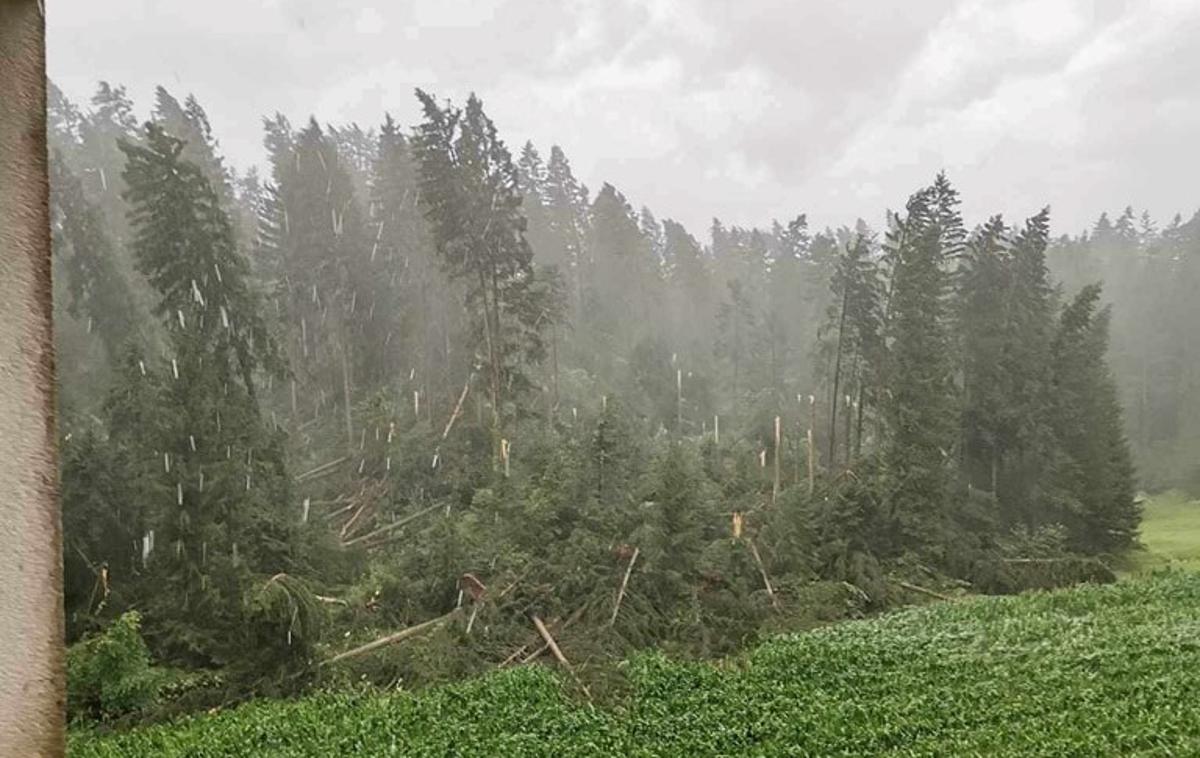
[49,0,1200,237]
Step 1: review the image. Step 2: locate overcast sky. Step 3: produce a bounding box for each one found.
[49,0,1200,238]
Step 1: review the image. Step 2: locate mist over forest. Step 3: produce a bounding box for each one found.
[48,76,1200,727]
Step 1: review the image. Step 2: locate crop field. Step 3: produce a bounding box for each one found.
[70,571,1200,757]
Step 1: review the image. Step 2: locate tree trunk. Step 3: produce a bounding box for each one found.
[855,382,866,458]
[828,284,849,467]
[477,268,502,466]
[341,342,353,452]
[0,4,66,752]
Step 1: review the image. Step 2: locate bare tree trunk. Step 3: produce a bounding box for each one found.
[608,546,639,626]
[477,268,502,466]
[676,367,683,432]
[0,4,65,752]
[341,342,353,451]
[828,284,849,467]
[772,415,781,504]
[807,395,816,496]
[855,382,866,458]
[323,608,462,666]
[551,323,559,416]
[530,614,592,701]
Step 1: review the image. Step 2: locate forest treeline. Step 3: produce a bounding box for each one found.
[48,80,1186,715]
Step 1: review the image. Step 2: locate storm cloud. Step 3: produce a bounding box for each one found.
[49,0,1200,235]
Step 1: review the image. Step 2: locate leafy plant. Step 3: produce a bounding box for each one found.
[67,611,162,721]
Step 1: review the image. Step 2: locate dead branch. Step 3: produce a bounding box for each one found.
[608,546,640,627]
[531,614,592,702]
[322,499,356,521]
[518,605,587,665]
[441,375,472,441]
[295,456,348,482]
[895,580,953,602]
[499,604,584,668]
[341,501,442,548]
[339,497,372,542]
[1001,557,1092,564]
[746,539,781,611]
[322,607,463,667]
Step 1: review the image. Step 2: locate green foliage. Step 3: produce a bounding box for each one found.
[51,79,1157,733]
[68,612,162,721]
[70,574,1200,756]
[878,174,963,553]
[412,89,561,457]
[1048,285,1139,552]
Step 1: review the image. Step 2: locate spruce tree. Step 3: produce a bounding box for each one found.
[879,174,963,553]
[49,149,139,369]
[824,230,883,466]
[543,145,589,315]
[1048,285,1138,552]
[957,215,1012,498]
[259,116,371,450]
[412,90,560,462]
[117,124,293,664]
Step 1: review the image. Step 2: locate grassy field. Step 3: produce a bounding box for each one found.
[1126,490,1200,573]
[70,570,1200,757]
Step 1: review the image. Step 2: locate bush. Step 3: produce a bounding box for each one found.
[67,611,162,721]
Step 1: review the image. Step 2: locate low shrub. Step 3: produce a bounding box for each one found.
[67,611,162,721]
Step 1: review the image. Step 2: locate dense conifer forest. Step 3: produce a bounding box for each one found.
[50,79,1197,721]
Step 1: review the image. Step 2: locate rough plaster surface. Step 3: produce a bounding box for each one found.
[0,0,66,754]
